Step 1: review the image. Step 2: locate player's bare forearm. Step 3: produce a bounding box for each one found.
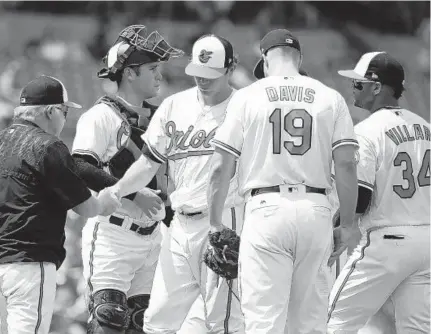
[207,148,236,229]
[333,145,358,228]
[347,214,363,254]
[112,155,160,197]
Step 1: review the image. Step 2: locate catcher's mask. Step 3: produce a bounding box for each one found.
[98,25,184,81]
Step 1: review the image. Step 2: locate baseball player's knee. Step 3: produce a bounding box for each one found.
[88,289,130,333]
[126,294,150,333]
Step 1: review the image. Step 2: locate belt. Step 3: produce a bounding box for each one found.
[251,185,326,197]
[178,211,203,217]
[109,216,159,236]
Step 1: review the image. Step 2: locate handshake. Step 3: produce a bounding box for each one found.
[96,186,164,217]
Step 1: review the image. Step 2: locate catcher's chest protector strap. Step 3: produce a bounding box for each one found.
[94,96,158,190]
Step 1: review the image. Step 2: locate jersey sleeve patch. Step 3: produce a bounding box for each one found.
[211,139,241,157]
[143,138,167,163]
[332,139,359,150]
[358,179,374,191]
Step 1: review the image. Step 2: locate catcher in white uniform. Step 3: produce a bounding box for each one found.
[71,25,183,334]
[328,52,430,333]
[207,29,360,334]
[100,34,245,334]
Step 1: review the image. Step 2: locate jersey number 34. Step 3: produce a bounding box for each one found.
[393,149,430,198]
[269,108,312,155]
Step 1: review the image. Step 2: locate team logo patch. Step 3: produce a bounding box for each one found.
[198,49,213,63]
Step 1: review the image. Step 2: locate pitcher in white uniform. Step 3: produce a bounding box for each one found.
[100,34,245,334]
[206,29,359,334]
[328,51,430,334]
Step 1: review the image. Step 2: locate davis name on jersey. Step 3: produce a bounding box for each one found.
[265,84,315,103]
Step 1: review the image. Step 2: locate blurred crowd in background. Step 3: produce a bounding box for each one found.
[0,1,429,333]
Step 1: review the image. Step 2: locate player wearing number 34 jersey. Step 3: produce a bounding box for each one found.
[328,52,430,333]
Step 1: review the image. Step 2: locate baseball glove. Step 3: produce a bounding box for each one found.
[203,228,240,280]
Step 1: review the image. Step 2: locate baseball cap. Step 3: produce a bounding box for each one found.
[338,51,405,88]
[253,29,302,79]
[185,34,234,79]
[19,75,81,108]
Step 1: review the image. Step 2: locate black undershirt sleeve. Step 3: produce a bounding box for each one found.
[41,141,92,210]
[73,155,136,201]
[356,185,372,214]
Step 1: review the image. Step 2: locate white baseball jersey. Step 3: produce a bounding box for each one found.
[72,97,164,221]
[355,107,430,230]
[72,102,128,167]
[212,75,358,196]
[142,87,239,213]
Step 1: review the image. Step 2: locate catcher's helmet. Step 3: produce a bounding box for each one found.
[98,25,184,81]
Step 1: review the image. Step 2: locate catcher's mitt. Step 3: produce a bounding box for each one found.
[203,228,240,280]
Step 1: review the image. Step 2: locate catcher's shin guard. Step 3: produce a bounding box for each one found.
[127,294,150,333]
[87,289,130,334]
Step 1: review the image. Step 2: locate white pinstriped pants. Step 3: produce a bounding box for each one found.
[328,225,430,334]
[144,206,245,334]
[0,262,56,334]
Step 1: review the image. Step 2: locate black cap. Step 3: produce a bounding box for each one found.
[338,52,405,89]
[253,29,302,79]
[19,75,81,108]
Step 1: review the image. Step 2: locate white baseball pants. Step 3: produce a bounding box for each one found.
[143,206,244,334]
[328,224,430,334]
[0,262,56,334]
[239,185,333,334]
[82,218,161,299]
[160,223,207,334]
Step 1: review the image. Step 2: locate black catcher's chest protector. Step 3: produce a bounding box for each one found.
[97,96,158,190]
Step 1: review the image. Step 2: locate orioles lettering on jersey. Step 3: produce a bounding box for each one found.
[165,121,216,154]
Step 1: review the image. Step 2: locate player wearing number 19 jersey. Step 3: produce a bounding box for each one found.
[328,52,430,333]
[208,29,359,334]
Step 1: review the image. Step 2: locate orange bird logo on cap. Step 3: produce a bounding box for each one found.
[198,49,213,63]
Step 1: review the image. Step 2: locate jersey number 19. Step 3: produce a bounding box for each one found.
[269,108,313,155]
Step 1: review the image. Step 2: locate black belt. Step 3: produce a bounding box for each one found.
[178,211,203,217]
[251,185,326,197]
[109,216,159,236]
